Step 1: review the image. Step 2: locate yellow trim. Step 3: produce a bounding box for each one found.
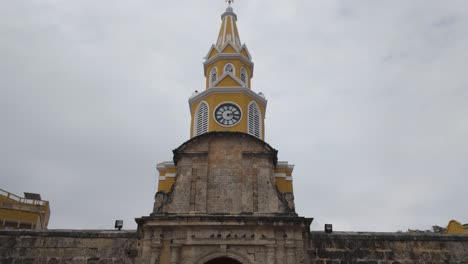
[446,220,468,234]
[275,177,293,193]
[158,177,176,193]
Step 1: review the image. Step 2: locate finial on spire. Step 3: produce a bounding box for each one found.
[226,0,234,7]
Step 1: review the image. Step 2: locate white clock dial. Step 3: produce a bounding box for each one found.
[214,103,242,127]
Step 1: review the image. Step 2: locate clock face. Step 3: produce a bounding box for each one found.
[214,103,242,127]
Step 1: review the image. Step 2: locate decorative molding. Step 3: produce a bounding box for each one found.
[212,72,243,87]
[274,173,286,178]
[188,88,267,109]
[220,41,239,53]
[158,173,176,180]
[156,161,175,172]
[223,63,235,75]
[240,44,252,60]
[204,54,254,77]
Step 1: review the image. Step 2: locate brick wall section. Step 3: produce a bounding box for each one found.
[0,230,138,264]
[308,231,468,264]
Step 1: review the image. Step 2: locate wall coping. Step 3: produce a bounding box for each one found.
[310,231,468,242]
[0,229,138,238]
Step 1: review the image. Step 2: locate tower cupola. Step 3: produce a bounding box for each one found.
[203,4,254,90]
[189,3,266,140]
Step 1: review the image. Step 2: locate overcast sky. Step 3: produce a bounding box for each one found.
[1,0,467,232]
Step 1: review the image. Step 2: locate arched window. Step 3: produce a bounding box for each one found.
[194,102,209,136]
[248,101,262,139]
[224,63,234,75]
[210,67,218,87]
[240,67,248,86]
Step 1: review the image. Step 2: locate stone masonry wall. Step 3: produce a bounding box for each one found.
[308,231,468,264]
[0,230,138,264]
[2,229,468,264]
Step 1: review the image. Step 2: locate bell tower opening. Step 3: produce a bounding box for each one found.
[204,257,243,264]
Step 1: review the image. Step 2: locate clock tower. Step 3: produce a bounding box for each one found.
[136,4,312,264]
[189,4,266,140]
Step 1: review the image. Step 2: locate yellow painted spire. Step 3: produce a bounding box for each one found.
[216,2,242,49]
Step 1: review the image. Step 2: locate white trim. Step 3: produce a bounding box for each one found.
[276,161,289,168]
[156,161,175,172]
[204,54,254,77]
[220,41,240,53]
[230,16,237,47]
[158,174,175,180]
[204,45,220,59]
[223,63,235,75]
[240,44,252,60]
[213,101,243,128]
[188,88,268,108]
[222,15,227,44]
[286,176,293,181]
[274,173,286,178]
[212,72,244,87]
[193,101,209,136]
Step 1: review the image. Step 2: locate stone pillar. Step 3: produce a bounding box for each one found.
[276,245,285,263]
[150,244,162,264]
[286,246,296,264]
[266,246,276,264]
[181,246,194,264]
[170,245,181,264]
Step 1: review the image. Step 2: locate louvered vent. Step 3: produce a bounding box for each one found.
[248,102,261,138]
[240,68,247,86]
[210,68,217,87]
[195,102,209,136]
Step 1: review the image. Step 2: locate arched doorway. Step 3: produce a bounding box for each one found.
[204,257,243,264]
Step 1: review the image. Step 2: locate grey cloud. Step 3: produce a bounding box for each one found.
[1,0,467,231]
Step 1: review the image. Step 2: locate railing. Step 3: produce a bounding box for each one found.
[0,189,49,207]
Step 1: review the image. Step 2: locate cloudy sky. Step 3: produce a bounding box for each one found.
[1,0,467,232]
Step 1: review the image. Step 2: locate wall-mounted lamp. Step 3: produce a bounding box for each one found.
[115,220,123,231]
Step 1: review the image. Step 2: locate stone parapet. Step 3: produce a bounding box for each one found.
[0,230,138,264]
[308,231,468,263]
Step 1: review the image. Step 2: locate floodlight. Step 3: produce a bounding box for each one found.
[115,220,123,230]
